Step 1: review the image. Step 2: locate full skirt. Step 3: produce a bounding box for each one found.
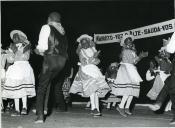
[2,61,36,99]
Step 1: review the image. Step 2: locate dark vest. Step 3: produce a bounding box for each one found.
[44,25,68,59]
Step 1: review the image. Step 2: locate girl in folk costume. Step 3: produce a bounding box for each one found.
[69,34,110,117]
[1,46,8,112]
[102,62,121,110]
[1,46,15,112]
[147,38,172,102]
[2,30,36,116]
[112,35,148,117]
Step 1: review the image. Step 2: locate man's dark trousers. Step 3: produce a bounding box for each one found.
[36,55,67,118]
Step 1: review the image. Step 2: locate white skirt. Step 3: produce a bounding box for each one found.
[111,63,143,97]
[70,64,110,98]
[2,61,36,99]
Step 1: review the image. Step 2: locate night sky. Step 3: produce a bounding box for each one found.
[1,0,174,102]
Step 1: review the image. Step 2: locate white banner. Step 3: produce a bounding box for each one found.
[94,19,175,44]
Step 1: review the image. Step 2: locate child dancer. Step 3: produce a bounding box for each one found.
[112,35,148,117]
[1,45,16,113]
[2,30,36,116]
[102,62,120,110]
[69,34,110,117]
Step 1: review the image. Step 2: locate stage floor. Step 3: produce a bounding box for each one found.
[1,104,174,128]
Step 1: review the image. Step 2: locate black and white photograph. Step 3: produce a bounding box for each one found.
[1,0,175,127]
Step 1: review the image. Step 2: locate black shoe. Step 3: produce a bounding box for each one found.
[125,108,132,115]
[170,118,175,125]
[93,109,102,117]
[116,106,127,117]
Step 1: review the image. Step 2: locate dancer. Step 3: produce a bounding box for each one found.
[147,39,172,110]
[1,46,8,112]
[148,33,175,125]
[1,45,15,113]
[112,35,148,117]
[34,12,68,123]
[69,34,110,117]
[102,62,120,110]
[2,30,35,116]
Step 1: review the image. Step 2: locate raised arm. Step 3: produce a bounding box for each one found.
[135,51,148,64]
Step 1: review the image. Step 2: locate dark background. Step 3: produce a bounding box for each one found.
[1,0,174,104]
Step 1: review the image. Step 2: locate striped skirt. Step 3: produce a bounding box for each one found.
[111,63,143,97]
[2,61,36,99]
[69,64,110,98]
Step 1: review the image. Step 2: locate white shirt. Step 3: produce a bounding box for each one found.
[166,32,175,54]
[36,25,50,53]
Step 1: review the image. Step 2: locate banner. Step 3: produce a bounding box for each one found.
[94,19,175,44]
